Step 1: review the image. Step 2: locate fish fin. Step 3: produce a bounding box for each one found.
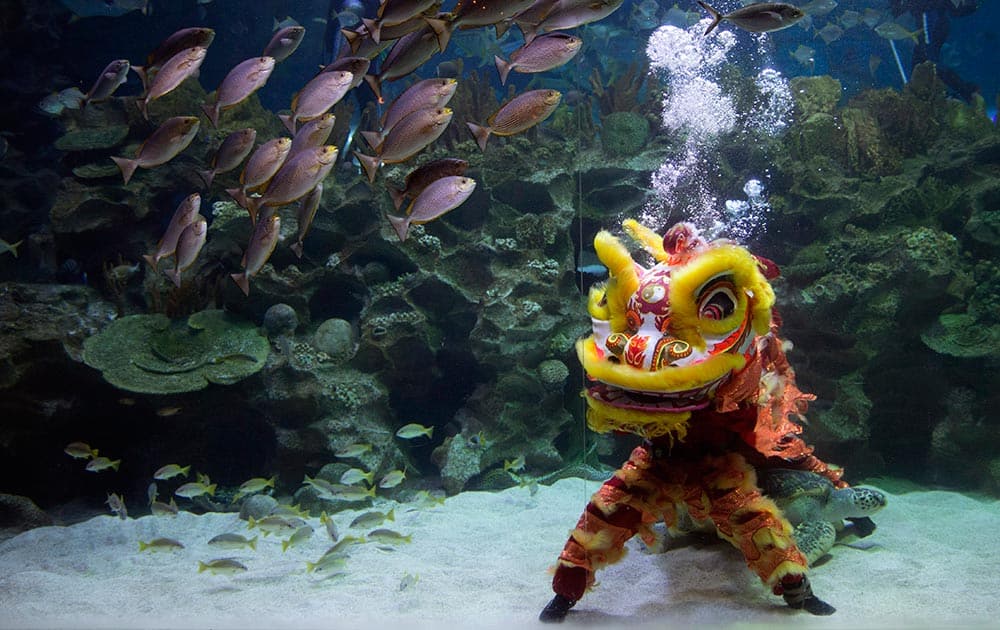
[142,253,159,270]
[231,272,251,296]
[494,55,512,86]
[387,212,410,242]
[363,74,383,104]
[388,185,406,211]
[206,483,216,496]
[136,97,149,121]
[197,561,208,573]
[290,241,304,258]
[359,130,383,152]
[282,540,291,552]
[111,156,138,185]
[362,18,380,44]
[201,102,220,128]
[226,187,249,209]
[495,21,510,39]
[132,65,149,93]
[7,240,22,258]
[166,268,182,288]
[111,460,121,472]
[245,198,259,226]
[425,17,451,52]
[466,122,491,152]
[342,28,362,54]
[279,113,297,134]
[197,168,215,188]
[249,536,257,551]
[354,151,381,183]
[697,0,723,36]
[519,22,538,45]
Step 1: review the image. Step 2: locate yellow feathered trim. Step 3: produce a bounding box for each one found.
[583,395,691,441]
[667,244,774,347]
[594,231,638,332]
[587,284,609,320]
[577,338,746,394]
[622,219,668,263]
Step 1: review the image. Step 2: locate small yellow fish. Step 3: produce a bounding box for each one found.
[106,492,127,520]
[247,515,303,536]
[138,537,184,552]
[150,498,179,516]
[86,456,120,472]
[378,470,406,489]
[399,572,419,591]
[175,481,216,498]
[503,456,526,473]
[367,528,412,545]
[156,406,183,417]
[325,535,365,555]
[281,525,314,552]
[334,443,373,458]
[412,490,446,507]
[197,558,248,575]
[1,237,23,258]
[340,468,375,486]
[395,423,434,439]
[196,472,212,485]
[305,551,348,573]
[320,511,339,542]
[233,475,276,499]
[208,533,258,551]
[64,442,98,460]
[153,464,191,480]
[349,508,394,529]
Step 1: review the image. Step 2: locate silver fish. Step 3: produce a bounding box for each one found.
[199,128,257,188]
[165,216,207,288]
[83,59,130,106]
[365,21,452,101]
[248,145,338,222]
[263,26,306,62]
[231,214,280,296]
[279,70,354,134]
[466,89,561,151]
[202,57,275,128]
[355,106,453,182]
[388,175,476,242]
[105,492,127,520]
[143,193,200,270]
[112,116,201,185]
[135,27,215,91]
[289,114,336,156]
[290,183,322,259]
[494,33,581,85]
[227,137,292,210]
[697,1,805,36]
[137,47,207,120]
[320,56,370,89]
[522,0,624,41]
[362,78,457,150]
[388,157,468,211]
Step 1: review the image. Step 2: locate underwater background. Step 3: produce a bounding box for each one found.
[0,0,998,598]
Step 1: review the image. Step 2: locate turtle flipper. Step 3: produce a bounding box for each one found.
[847,516,877,537]
[794,520,836,565]
[779,574,836,616]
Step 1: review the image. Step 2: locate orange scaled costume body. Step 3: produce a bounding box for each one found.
[541,220,860,622]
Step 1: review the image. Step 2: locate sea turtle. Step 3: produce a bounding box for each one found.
[760,468,887,564]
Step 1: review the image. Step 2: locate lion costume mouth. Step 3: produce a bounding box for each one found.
[585,378,725,412]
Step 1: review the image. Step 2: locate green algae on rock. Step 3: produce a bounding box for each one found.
[82,309,268,394]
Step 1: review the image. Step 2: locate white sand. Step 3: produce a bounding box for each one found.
[1,478,998,629]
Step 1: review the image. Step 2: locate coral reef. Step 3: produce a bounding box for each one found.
[82,309,269,394]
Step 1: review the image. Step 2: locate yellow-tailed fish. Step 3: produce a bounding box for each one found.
[395,423,434,439]
[86,456,120,472]
[247,515,303,536]
[106,492,127,520]
[174,481,216,498]
[208,533,258,551]
[281,525,314,552]
[320,511,339,542]
[305,550,348,573]
[197,558,248,575]
[334,443,372,458]
[378,470,406,489]
[138,537,184,552]
[150,498,179,516]
[349,508,394,529]
[367,528,412,544]
[64,441,98,460]
[504,456,526,473]
[339,467,375,486]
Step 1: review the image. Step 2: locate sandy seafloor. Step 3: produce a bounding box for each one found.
[0,477,998,629]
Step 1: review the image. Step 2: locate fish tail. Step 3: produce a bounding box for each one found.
[359,130,383,152]
[519,22,538,45]
[466,122,491,152]
[7,240,22,258]
[111,156,138,185]
[166,268,182,288]
[698,0,723,36]
[206,483,216,496]
[132,65,149,93]
[197,561,208,573]
[363,74,383,104]
[362,18,380,44]
[290,241,304,258]
[231,272,251,296]
[197,169,215,189]
[136,97,149,121]
[387,185,406,211]
[494,56,512,86]
[111,460,121,472]
[305,561,316,572]
[138,541,148,552]
[387,213,410,242]
[249,536,257,551]
[181,465,191,476]
[282,540,291,553]
[201,102,220,129]
[387,508,395,522]
[226,187,248,209]
[495,21,510,39]
[354,151,381,183]
[245,198,260,225]
[279,113,296,135]
[142,253,159,270]
[425,17,451,51]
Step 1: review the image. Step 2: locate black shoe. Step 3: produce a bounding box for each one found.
[539,594,576,623]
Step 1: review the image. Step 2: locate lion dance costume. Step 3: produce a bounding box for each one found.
[540,220,870,622]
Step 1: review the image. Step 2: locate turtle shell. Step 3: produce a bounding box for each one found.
[759,468,833,505]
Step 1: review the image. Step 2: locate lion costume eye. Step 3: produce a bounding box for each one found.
[698,283,737,321]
